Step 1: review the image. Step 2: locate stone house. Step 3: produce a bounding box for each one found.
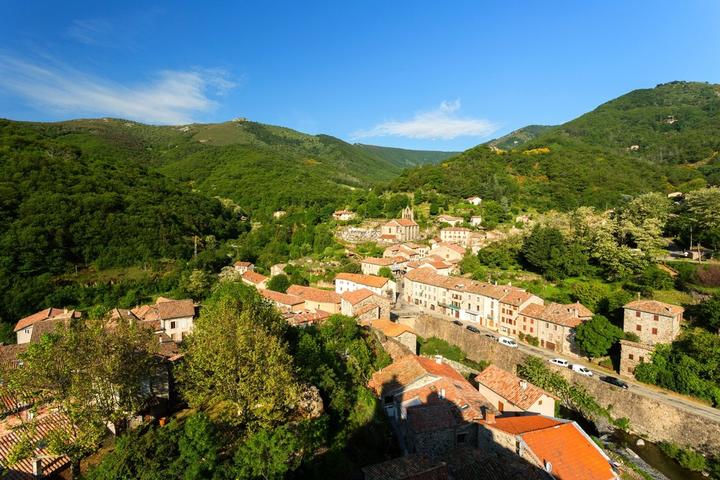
[470,215,482,227]
[241,270,268,289]
[497,288,544,337]
[475,365,555,417]
[368,355,497,458]
[405,259,454,276]
[233,261,254,275]
[381,207,419,242]
[340,288,391,319]
[370,319,417,352]
[619,340,655,378]
[517,302,592,354]
[430,242,466,264]
[622,299,683,346]
[332,209,356,221]
[14,308,82,345]
[260,289,305,312]
[335,272,397,300]
[466,196,482,206]
[361,256,404,276]
[477,415,617,480]
[286,285,341,314]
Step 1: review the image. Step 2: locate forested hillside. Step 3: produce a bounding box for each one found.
[355,143,457,168]
[0,119,244,322]
[392,81,720,209]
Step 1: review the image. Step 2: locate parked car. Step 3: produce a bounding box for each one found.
[466,325,480,333]
[452,320,463,326]
[601,376,628,389]
[571,364,593,376]
[484,333,497,340]
[548,358,569,368]
[498,336,518,348]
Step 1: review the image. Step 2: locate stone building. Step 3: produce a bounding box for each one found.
[622,299,684,346]
[439,227,472,246]
[475,365,556,417]
[517,302,592,354]
[370,319,417,352]
[380,207,419,242]
[619,340,655,378]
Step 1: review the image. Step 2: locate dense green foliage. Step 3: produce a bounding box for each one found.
[354,143,457,168]
[486,124,554,150]
[574,315,624,359]
[634,328,720,406]
[88,284,393,478]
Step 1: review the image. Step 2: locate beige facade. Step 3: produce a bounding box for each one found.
[439,227,472,246]
[477,385,555,417]
[619,340,655,378]
[518,303,592,354]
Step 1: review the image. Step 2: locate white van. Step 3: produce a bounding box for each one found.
[498,336,518,348]
[571,364,593,376]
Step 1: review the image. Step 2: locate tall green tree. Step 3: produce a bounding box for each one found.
[574,314,624,359]
[178,283,301,429]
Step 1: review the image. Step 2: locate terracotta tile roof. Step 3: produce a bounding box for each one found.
[283,309,331,327]
[233,260,253,267]
[260,289,304,307]
[475,365,553,410]
[355,303,380,318]
[521,422,615,480]
[520,302,592,328]
[404,242,426,249]
[362,257,397,266]
[341,288,375,305]
[131,304,160,321]
[371,319,415,337]
[29,317,68,343]
[497,288,535,307]
[0,411,71,479]
[335,272,389,288]
[488,415,564,435]
[436,242,466,254]
[624,299,684,316]
[242,270,268,285]
[286,285,341,304]
[441,227,471,232]
[156,299,195,320]
[379,234,398,241]
[400,376,495,424]
[385,218,418,227]
[415,356,467,382]
[14,308,80,332]
[437,215,463,222]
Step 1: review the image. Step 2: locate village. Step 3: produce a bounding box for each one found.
[0,195,705,480]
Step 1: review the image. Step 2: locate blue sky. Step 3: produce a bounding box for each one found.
[1,1,719,151]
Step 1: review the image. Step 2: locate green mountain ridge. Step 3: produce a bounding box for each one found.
[392,81,720,209]
[487,125,554,150]
[354,143,458,168]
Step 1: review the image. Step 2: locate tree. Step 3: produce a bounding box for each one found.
[4,316,158,478]
[177,283,302,429]
[691,294,720,332]
[179,269,213,299]
[574,315,624,359]
[267,274,290,293]
[377,267,394,280]
[522,226,589,279]
[174,412,220,480]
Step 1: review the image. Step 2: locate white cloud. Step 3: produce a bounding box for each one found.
[66,18,112,45]
[353,100,497,140]
[0,55,237,124]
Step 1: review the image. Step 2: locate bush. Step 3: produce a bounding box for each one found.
[659,442,707,472]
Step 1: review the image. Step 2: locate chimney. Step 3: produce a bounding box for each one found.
[519,380,528,391]
[483,408,496,424]
[435,354,443,364]
[32,458,43,477]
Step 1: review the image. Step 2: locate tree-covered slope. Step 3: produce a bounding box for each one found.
[0,119,244,320]
[486,125,554,150]
[354,143,458,168]
[391,82,719,209]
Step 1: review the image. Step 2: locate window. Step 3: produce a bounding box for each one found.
[170,321,177,329]
[538,399,542,405]
[635,311,640,318]
[456,433,467,444]
[629,354,634,360]
[654,315,659,321]
[530,327,534,333]
[639,356,645,363]
[652,328,658,335]
[636,324,642,331]
[383,395,393,405]
[498,401,504,412]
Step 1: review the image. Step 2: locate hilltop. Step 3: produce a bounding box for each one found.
[391,81,720,209]
[354,143,458,168]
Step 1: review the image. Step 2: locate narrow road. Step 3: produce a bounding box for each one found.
[392,302,720,424]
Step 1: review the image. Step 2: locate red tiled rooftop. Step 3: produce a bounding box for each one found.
[286,285,341,304]
[371,319,414,337]
[242,270,268,285]
[489,415,564,435]
[14,308,80,332]
[341,288,375,305]
[335,272,389,288]
[475,365,553,410]
[624,300,683,316]
[156,299,195,320]
[260,289,305,307]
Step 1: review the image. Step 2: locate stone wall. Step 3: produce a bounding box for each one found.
[402,314,720,454]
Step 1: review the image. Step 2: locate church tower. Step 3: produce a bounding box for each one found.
[401,206,414,221]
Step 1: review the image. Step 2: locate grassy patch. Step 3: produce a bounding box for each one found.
[417,337,489,371]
